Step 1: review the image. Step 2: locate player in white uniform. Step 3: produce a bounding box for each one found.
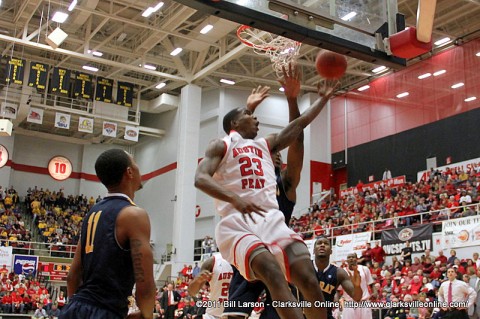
[188,254,233,319]
[195,64,337,319]
[338,253,374,319]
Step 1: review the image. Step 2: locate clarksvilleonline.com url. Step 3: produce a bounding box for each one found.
[344,301,469,308]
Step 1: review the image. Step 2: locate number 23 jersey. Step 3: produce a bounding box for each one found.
[213,131,278,217]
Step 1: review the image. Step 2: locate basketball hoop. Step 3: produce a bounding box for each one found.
[237,25,301,77]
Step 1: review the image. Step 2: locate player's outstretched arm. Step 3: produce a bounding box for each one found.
[195,139,265,221]
[337,267,363,302]
[265,83,337,154]
[66,241,83,298]
[188,257,214,296]
[119,206,156,319]
[279,64,303,202]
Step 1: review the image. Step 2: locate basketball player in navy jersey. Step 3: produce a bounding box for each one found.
[223,66,303,319]
[314,236,362,319]
[195,63,337,319]
[60,149,155,319]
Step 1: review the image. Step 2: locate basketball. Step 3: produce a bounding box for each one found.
[315,51,347,79]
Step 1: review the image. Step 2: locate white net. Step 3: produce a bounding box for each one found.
[237,26,301,77]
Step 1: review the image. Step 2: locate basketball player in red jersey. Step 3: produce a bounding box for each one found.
[195,64,337,319]
[188,254,233,319]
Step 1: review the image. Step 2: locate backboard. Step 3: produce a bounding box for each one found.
[176,0,406,68]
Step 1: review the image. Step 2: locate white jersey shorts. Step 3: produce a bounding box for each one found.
[215,209,304,282]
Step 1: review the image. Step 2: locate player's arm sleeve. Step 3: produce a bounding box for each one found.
[66,240,83,298]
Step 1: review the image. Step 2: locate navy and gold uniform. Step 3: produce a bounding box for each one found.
[61,195,136,319]
[315,264,339,319]
[224,174,296,319]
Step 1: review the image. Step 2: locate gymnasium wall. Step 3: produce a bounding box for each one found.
[333,106,480,186]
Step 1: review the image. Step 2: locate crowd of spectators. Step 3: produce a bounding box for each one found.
[0,186,32,251]
[24,186,102,254]
[289,167,480,239]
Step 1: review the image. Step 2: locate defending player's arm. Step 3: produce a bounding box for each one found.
[195,140,265,221]
[120,206,156,319]
[188,258,214,296]
[337,267,363,302]
[265,83,337,154]
[66,241,83,298]
[279,64,303,202]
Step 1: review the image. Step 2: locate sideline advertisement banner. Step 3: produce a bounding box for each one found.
[381,224,433,256]
[441,215,480,249]
[333,232,372,262]
[0,247,13,269]
[417,157,480,181]
[13,255,38,277]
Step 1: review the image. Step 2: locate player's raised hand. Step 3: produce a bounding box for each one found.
[198,270,213,282]
[317,80,340,99]
[232,196,266,223]
[349,267,361,287]
[279,63,301,99]
[247,85,271,112]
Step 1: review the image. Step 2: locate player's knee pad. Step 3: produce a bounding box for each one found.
[285,241,310,265]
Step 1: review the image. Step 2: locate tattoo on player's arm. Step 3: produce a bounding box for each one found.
[131,239,145,282]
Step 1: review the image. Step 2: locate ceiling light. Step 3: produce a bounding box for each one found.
[200,24,214,34]
[87,50,103,57]
[433,69,446,76]
[396,92,409,98]
[418,73,431,79]
[82,65,98,72]
[142,2,164,17]
[117,32,127,42]
[52,11,69,23]
[279,87,285,92]
[170,48,183,56]
[434,37,451,46]
[465,96,476,102]
[156,83,166,89]
[341,12,357,21]
[357,85,370,92]
[143,64,156,70]
[68,0,77,11]
[476,52,480,57]
[451,82,464,89]
[46,27,68,49]
[220,79,235,85]
[372,66,387,73]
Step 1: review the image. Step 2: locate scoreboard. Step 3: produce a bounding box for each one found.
[38,262,71,281]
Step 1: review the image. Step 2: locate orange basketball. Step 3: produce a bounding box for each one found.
[315,51,347,79]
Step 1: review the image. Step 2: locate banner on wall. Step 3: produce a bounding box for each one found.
[333,232,371,262]
[103,121,117,137]
[124,125,139,142]
[116,82,134,107]
[441,215,480,249]
[417,157,480,181]
[54,112,71,129]
[381,224,433,256]
[27,62,48,90]
[5,58,25,85]
[13,255,38,276]
[0,247,13,269]
[27,107,44,124]
[78,117,94,133]
[51,67,71,95]
[74,72,93,99]
[340,176,406,197]
[0,102,17,119]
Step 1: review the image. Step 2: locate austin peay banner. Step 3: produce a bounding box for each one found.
[381,224,433,256]
[13,255,38,277]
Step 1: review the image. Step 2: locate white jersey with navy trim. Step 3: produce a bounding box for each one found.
[213,131,278,217]
[206,254,233,318]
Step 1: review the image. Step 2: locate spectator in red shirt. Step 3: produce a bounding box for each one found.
[435,250,448,266]
[371,241,386,266]
[359,242,372,266]
[409,276,423,295]
[411,257,424,273]
[2,291,12,313]
[12,292,24,314]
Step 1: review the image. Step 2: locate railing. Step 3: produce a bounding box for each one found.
[295,202,480,240]
[1,240,76,259]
